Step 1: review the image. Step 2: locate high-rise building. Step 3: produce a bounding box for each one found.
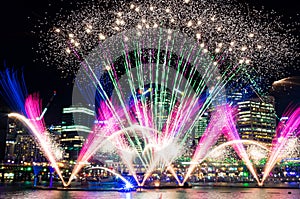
[60,105,95,160]
[14,134,46,163]
[0,112,8,161]
[227,92,243,105]
[129,86,180,141]
[4,120,19,163]
[193,113,209,143]
[4,119,46,164]
[236,96,276,144]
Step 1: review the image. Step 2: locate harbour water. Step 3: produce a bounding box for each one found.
[0,187,299,199]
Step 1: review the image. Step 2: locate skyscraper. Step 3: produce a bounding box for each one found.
[236,96,276,144]
[14,134,46,163]
[0,112,8,161]
[4,118,46,163]
[193,113,209,143]
[60,105,95,160]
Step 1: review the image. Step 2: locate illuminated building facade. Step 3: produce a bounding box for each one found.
[128,86,180,154]
[60,106,95,160]
[4,119,46,164]
[14,135,46,163]
[237,96,276,144]
[227,92,243,105]
[193,113,209,143]
[0,112,8,161]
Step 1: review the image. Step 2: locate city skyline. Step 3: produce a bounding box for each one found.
[0,0,299,194]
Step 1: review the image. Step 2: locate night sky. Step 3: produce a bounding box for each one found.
[0,0,299,125]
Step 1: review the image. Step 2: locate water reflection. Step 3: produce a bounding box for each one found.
[0,188,299,199]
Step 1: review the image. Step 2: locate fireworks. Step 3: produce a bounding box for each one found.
[35,0,298,80]
[281,136,300,159]
[247,145,268,165]
[3,0,298,188]
[207,146,233,161]
[260,106,300,185]
[0,68,28,114]
[8,110,66,186]
[205,141,269,165]
[184,105,260,184]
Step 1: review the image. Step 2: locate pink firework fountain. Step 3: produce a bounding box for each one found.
[259,106,300,186]
[182,105,259,185]
[9,94,67,186]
